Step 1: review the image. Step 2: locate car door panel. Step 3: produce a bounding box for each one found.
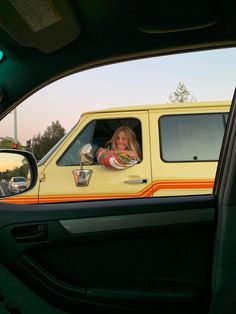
[0,195,215,313]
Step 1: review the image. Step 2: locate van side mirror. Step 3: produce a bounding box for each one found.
[73,144,93,187]
[79,144,94,169]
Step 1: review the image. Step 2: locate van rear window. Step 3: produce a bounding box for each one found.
[159,113,228,162]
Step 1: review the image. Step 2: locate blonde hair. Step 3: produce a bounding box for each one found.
[111,126,141,159]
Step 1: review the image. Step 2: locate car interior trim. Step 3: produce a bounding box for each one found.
[59,208,214,234]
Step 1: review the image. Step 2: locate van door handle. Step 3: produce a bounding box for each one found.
[124,179,148,184]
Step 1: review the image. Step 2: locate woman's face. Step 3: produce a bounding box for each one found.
[115,131,128,151]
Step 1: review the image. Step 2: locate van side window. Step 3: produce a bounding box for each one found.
[57,118,142,166]
[159,113,227,162]
[57,121,95,166]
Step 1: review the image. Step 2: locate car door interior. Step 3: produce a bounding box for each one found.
[209,88,236,313]
[0,195,215,314]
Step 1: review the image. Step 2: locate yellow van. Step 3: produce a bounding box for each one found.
[3,101,230,204]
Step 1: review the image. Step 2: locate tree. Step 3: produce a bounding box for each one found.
[30,121,65,161]
[168,82,197,103]
[0,139,14,149]
[0,139,23,149]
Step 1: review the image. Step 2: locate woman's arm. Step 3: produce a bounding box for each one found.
[97,147,140,160]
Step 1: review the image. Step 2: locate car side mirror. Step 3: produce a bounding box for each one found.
[0,149,38,197]
[79,144,94,169]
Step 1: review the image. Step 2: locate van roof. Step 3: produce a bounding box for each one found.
[81,100,231,117]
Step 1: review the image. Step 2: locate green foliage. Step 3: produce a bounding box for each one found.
[0,139,23,149]
[30,120,65,160]
[168,82,197,103]
[0,139,13,149]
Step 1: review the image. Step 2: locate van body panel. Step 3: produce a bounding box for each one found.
[149,104,229,197]
[37,111,152,203]
[1,101,230,204]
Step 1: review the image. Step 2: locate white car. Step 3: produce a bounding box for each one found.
[8,177,27,193]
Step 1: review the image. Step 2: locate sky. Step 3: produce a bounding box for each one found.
[0,153,25,172]
[0,47,236,145]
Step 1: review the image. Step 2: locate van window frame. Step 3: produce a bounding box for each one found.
[158,112,228,163]
[56,117,143,167]
[56,121,96,167]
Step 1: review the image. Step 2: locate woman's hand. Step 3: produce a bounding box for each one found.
[122,150,138,160]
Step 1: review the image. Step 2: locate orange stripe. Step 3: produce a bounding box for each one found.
[1,197,38,204]
[152,180,214,193]
[0,180,214,205]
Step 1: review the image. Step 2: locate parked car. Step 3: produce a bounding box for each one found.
[8,176,27,193]
[0,1,235,314]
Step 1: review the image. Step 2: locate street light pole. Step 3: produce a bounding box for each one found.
[14,108,18,144]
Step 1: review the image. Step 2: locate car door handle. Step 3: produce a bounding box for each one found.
[12,224,48,243]
[124,179,148,184]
